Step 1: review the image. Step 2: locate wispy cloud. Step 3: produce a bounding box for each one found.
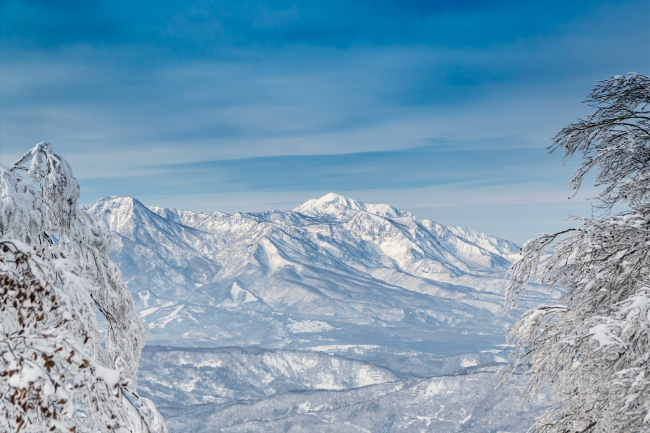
[1,0,647,241]
[78,141,565,197]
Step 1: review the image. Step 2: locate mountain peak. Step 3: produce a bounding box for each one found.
[89,196,147,214]
[93,195,141,206]
[293,193,413,219]
[87,196,161,233]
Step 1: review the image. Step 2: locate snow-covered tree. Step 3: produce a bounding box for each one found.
[505,73,650,432]
[0,142,166,432]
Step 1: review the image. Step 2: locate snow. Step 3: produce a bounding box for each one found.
[460,358,478,368]
[82,191,556,432]
[96,365,121,388]
[140,307,160,317]
[424,379,454,397]
[229,282,258,303]
[589,324,620,347]
[149,305,184,328]
[0,143,165,433]
[307,345,381,354]
[287,319,334,333]
[293,192,414,218]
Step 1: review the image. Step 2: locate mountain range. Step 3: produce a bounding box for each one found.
[88,193,550,431]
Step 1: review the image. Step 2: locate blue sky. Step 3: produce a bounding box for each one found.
[1,0,648,242]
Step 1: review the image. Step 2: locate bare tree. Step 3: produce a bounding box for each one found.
[0,143,166,432]
[504,72,650,433]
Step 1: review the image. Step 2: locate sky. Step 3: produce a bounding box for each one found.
[1,0,648,243]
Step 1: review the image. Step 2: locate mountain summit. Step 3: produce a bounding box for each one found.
[294,192,414,219]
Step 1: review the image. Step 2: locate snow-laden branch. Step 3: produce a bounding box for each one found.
[8,142,146,386]
[0,143,165,432]
[0,241,166,432]
[505,73,650,433]
[553,73,650,210]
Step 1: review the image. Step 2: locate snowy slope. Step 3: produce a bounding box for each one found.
[161,366,549,433]
[138,346,399,407]
[89,193,546,364]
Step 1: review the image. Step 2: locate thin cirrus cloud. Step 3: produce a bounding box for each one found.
[79,140,565,196]
[1,0,648,242]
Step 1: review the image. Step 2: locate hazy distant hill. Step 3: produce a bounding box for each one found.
[160,366,549,433]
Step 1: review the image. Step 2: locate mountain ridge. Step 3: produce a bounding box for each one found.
[89,193,549,432]
[88,193,546,367]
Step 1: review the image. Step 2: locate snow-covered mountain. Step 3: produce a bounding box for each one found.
[88,193,549,431]
[159,364,548,433]
[88,193,544,366]
[138,346,399,407]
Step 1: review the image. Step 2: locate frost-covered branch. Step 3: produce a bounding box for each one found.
[505,73,650,433]
[0,241,166,432]
[553,73,650,210]
[9,142,146,386]
[0,143,165,432]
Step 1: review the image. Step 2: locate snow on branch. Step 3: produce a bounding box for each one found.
[505,73,650,433]
[0,143,166,432]
[9,142,146,387]
[553,73,650,210]
[0,241,166,432]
